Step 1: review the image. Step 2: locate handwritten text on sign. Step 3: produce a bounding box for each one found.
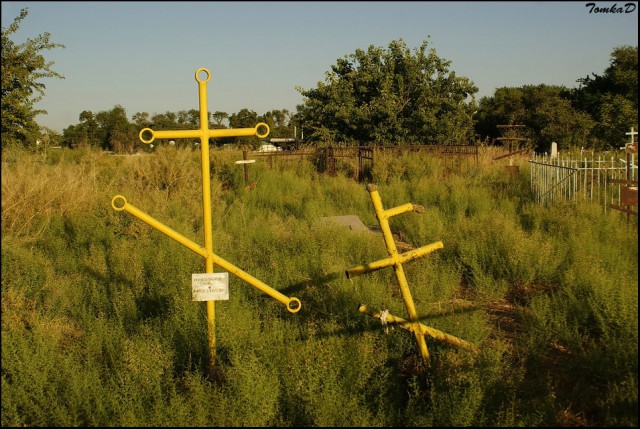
[192,273,229,301]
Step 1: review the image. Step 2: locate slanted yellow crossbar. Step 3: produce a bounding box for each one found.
[358,304,477,351]
[111,68,300,373]
[347,184,471,365]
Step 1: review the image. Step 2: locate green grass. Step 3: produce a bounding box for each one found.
[2,146,637,426]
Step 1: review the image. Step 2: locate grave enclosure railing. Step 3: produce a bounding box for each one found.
[252,144,478,182]
[528,153,638,214]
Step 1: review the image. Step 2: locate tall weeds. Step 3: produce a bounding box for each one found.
[2,146,637,427]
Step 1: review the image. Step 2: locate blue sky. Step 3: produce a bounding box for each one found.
[2,1,638,133]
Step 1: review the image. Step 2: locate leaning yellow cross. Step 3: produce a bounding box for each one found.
[111,68,301,373]
[346,184,474,365]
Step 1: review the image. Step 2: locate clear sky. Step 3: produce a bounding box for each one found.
[2,1,638,133]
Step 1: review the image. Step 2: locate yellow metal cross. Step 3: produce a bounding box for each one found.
[111,68,300,373]
[346,184,474,365]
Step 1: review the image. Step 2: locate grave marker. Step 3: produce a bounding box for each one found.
[111,68,301,376]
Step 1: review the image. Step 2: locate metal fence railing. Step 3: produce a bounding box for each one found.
[529,153,637,212]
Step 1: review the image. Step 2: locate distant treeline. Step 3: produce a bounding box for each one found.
[2,8,637,153]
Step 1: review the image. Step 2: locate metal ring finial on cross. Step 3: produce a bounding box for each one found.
[195,68,211,83]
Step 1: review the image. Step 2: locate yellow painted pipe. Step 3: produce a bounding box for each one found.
[384,202,421,219]
[195,69,218,369]
[192,69,266,366]
[110,195,301,314]
[398,241,443,264]
[366,184,432,364]
[346,256,396,279]
[393,262,431,363]
[139,124,269,144]
[358,304,477,351]
[139,129,200,143]
[211,254,301,313]
[137,69,269,145]
[345,241,444,279]
[111,195,209,259]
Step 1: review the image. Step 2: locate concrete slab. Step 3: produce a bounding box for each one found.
[318,215,372,232]
[317,215,414,251]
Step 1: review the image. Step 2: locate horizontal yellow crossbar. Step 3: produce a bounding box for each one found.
[345,241,443,279]
[384,202,425,219]
[139,123,269,144]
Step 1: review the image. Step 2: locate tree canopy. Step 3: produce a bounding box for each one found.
[474,45,637,152]
[1,8,64,149]
[296,38,478,146]
[60,106,296,152]
[571,45,638,149]
[474,84,595,152]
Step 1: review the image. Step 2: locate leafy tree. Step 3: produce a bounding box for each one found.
[176,110,191,127]
[262,109,294,138]
[296,38,478,146]
[229,108,259,128]
[228,108,261,147]
[211,110,229,128]
[61,123,84,148]
[151,111,178,130]
[173,109,206,130]
[572,45,638,149]
[62,110,104,147]
[1,7,65,149]
[78,110,99,146]
[132,111,151,129]
[39,126,62,148]
[531,96,594,151]
[475,85,595,152]
[109,128,138,153]
[145,111,179,146]
[93,105,135,151]
[189,109,203,127]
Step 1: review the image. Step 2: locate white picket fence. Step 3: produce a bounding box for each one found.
[529,152,638,210]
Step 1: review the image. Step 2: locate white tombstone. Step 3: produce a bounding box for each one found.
[550,142,558,158]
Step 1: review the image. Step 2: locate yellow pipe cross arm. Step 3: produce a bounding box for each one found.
[358,304,477,352]
[345,241,443,279]
[110,195,301,314]
[139,123,269,144]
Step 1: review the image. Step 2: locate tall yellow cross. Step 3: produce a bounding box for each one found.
[111,68,301,374]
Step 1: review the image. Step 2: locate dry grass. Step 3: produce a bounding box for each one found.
[1,155,98,243]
